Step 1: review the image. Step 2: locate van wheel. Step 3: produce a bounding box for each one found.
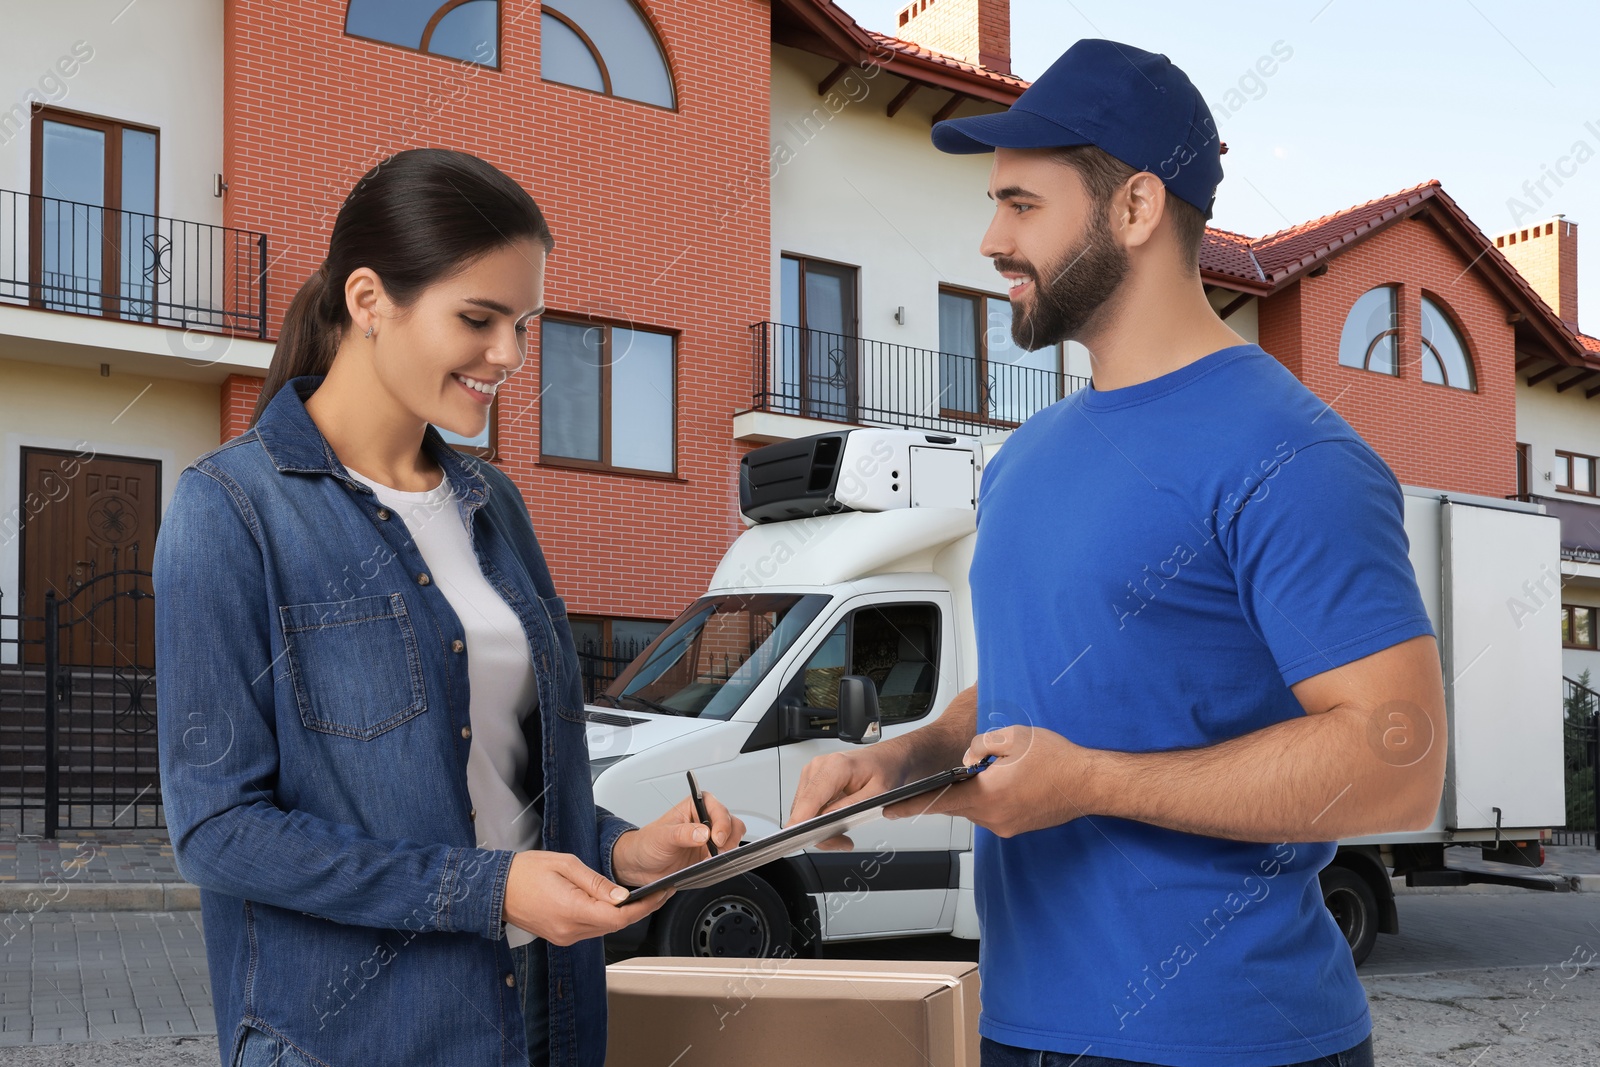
[1320,865,1378,967]
[649,875,793,959]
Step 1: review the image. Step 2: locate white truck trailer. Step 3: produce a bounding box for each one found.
[587,428,1569,965]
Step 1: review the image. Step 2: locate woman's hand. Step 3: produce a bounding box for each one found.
[501,851,671,946]
[610,792,747,888]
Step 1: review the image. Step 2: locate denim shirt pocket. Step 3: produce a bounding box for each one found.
[539,594,587,723]
[278,592,428,740]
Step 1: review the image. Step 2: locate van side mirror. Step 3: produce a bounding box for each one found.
[837,675,881,745]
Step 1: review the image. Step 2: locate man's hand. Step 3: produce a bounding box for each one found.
[885,725,1090,837]
[787,744,918,850]
[788,684,980,849]
[610,792,747,888]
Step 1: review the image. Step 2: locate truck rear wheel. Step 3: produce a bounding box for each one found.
[649,874,794,958]
[1320,865,1379,966]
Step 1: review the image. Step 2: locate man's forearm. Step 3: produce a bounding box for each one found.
[1083,703,1444,842]
[888,683,977,775]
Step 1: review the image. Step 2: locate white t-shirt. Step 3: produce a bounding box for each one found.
[345,465,542,948]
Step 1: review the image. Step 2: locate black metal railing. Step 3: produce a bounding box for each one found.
[1560,673,1600,850]
[751,321,1088,435]
[0,188,268,338]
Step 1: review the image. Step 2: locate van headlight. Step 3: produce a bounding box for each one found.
[589,754,631,783]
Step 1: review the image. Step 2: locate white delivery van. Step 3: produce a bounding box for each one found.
[587,429,1568,965]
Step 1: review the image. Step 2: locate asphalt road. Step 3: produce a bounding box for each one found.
[1364,890,1600,976]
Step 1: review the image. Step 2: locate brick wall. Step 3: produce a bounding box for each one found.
[221,0,770,620]
[220,373,263,443]
[1493,218,1578,328]
[1258,214,1517,497]
[895,0,1011,74]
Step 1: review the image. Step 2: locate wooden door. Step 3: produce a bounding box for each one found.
[19,449,159,668]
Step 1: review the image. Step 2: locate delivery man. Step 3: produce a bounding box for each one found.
[788,38,1446,1067]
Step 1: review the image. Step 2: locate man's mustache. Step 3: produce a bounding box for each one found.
[992,257,1036,280]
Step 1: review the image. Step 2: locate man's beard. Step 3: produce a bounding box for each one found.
[1000,208,1129,351]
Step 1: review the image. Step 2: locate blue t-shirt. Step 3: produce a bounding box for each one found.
[969,343,1435,1066]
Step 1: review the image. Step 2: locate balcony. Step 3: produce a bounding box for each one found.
[739,321,1088,443]
[0,188,268,341]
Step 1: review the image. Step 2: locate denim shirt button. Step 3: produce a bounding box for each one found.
[376,507,390,520]
[460,726,471,740]
[504,972,515,987]
[418,572,431,586]
[468,807,476,821]
[451,639,464,653]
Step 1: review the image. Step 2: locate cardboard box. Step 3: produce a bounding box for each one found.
[604,957,980,1067]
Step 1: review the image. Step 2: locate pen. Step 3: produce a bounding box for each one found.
[686,770,719,857]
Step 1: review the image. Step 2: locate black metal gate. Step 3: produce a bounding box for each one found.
[0,568,160,838]
[1556,674,1600,849]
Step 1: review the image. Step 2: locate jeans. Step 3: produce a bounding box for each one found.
[979,1034,1375,1067]
[233,1026,324,1067]
[512,937,551,1067]
[232,941,550,1067]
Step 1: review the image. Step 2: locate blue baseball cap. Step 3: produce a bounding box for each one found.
[932,39,1223,220]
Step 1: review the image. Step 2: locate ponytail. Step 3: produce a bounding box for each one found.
[247,261,343,427]
[245,148,556,429]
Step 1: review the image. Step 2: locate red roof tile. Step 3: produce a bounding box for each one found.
[1196,181,1442,285]
[1200,180,1587,363]
[1200,228,1265,286]
[1245,181,1441,280]
[863,30,1030,92]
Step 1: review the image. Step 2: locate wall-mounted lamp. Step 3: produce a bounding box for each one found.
[894,306,906,325]
[214,174,228,197]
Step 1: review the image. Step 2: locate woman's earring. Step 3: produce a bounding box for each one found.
[364,324,375,339]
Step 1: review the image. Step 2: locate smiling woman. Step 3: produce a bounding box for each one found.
[155,148,739,1067]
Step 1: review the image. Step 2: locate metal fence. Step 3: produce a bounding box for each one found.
[0,569,161,839]
[0,188,268,338]
[750,321,1088,435]
[576,636,652,705]
[1560,674,1598,850]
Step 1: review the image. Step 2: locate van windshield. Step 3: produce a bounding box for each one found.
[598,593,829,720]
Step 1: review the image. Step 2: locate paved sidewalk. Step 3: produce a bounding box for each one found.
[0,810,180,885]
[0,911,211,1048]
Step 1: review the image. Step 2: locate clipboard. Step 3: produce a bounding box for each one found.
[617,755,996,904]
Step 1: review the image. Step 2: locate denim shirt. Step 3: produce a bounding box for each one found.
[153,375,633,1067]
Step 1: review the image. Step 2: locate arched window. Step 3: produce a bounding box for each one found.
[345,0,500,66]
[1337,285,1399,376]
[1420,295,1476,390]
[540,0,675,109]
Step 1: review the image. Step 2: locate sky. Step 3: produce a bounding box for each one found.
[836,0,1600,328]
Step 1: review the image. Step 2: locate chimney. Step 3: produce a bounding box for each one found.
[895,0,1011,75]
[1493,217,1579,330]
